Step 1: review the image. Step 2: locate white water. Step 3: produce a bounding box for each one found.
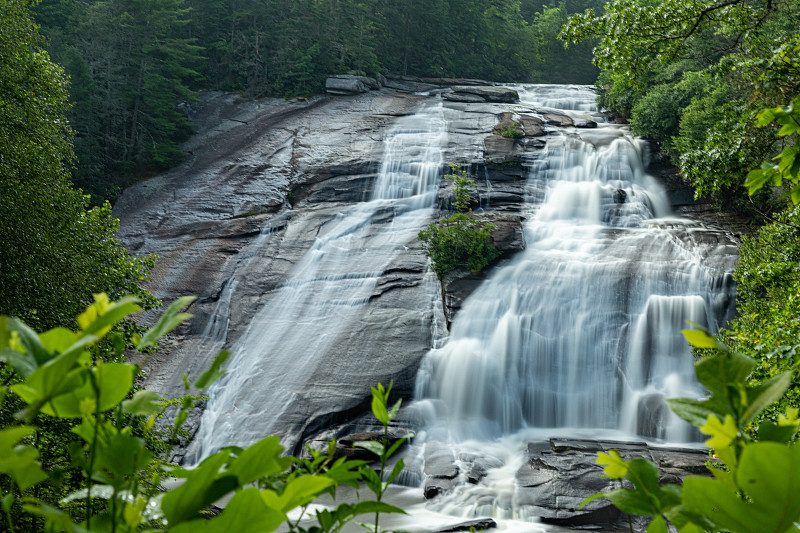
[405,85,734,524]
[186,102,447,462]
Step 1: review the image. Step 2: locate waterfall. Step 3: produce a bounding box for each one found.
[416,85,729,445]
[186,102,447,462]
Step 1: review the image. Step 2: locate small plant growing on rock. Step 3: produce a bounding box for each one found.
[419,165,500,279]
[493,123,523,139]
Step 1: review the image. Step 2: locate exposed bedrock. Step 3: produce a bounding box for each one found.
[422,438,715,531]
[114,86,741,462]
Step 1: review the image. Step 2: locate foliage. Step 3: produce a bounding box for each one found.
[722,205,800,425]
[419,167,500,278]
[583,328,800,533]
[0,295,410,532]
[493,123,524,139]
[562,0,800,213]
[0,0,157,333]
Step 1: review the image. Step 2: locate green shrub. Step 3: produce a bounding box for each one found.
[493,123,523,139]
[585,328,800,533]
[418,213,500,278]
[0,295,410,532]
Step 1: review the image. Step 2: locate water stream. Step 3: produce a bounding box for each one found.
[186,102,447,462]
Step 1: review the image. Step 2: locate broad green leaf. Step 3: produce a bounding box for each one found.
[161,452,239,526]
[226,436,290,486]
[371,389,389,425]
[694,350,755,400]
[96,433,152,483]
[12,366,87,416]
[596,450,628,478]
[734,442,800,532]
[665,398,717,428]
[348,501,406,516]
[138,296,196,350]
[0,427,47,491]
[0,347,37,377]
[5,316,49,366]
[647,515,668,533]
[170,488,284,533]
[353,440,384,457]
[261,475,333,513]
[700,415,738,449]
[78,295,141,339]
[39,328,77,355]
[740,371,792,426]
[193,350,230,389]
[604,488,657,516]
[757,421,797,443]
[122,389,164,416]
[681,329,718,349]
[43,363,136,417]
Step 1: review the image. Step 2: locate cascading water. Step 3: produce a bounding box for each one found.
[186,102,447,462]
[401,85,736,526]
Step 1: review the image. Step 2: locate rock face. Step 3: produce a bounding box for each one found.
[445,86,520,103]
[422,438,715,530]
[325,74,381,95]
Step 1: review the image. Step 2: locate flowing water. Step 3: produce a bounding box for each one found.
[401,85,736,525]
[186,102,447,461]
[186,84,736,529]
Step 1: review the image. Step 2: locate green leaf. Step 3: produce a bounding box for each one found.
[757,421,797,443]
[171,488,284,533]
[386,458,405,484]
[353,440,384,457]
[96,433,152,483]
[596,450,628,478]
[122,389,164,416]
[681,329,718,349]
[371,388,389,425]
[348,501,406,516]
[4,316,49,366]
[579,492,608,509]
[700,415,738,449]
[740,371,792,426]
[43,363,136,417]
[735,442,800,532]
[0,347,37,377]
[647,515,668,533]
[386,434,412,458]
[665,398,717,428]
[138,296,196,350]
[694,350,755,400]
[161,452,239,526]
[78,296,141,339]
[193,350,230,389]
[0,427,48,491]
[604,488,658,516]
[262,475,334,513]
[226,436,290,486]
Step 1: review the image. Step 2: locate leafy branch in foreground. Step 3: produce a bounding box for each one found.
[583,328,800,533]
[0,294,408,532]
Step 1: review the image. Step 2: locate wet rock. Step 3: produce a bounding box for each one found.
[574,117,598,128]
[484,134,519,164]
[519,114,545,136]
[443,92,487,103]
[425,441,459,479]
[435,518,497,532]
[543,113,574,127]
[613,189,627,204]
[449,86,520,103]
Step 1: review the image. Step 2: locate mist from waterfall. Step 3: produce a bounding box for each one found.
[186,102,447,462]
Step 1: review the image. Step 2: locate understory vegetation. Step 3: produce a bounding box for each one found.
[0,295,411,532]
[418,166,501,278]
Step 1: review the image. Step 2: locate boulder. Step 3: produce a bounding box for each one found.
[442,92,486,103]
[484,134,517,163]
[519,114,545,136]
[435,518,497,532]
[326,76,368,95]
[543,112,574,127]
[574,117,598,128]
[449,85,519,103]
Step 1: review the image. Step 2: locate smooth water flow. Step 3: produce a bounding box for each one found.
[187,103,447,462]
